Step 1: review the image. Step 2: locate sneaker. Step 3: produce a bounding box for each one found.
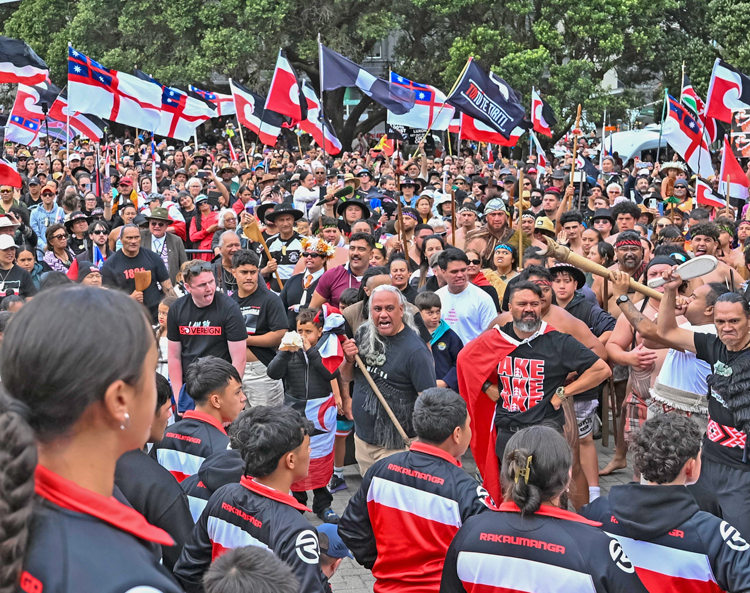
[317,507,340,524]
[328,474,347,493]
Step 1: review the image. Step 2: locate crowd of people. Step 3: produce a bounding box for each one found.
[3,130,750,593]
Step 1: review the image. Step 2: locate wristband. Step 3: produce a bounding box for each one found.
[482,381,493,393]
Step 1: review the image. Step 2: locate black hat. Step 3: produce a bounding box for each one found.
[174,168,188,177]
[64,210,92,231]
[337,198,371,220]
[256,202,276,222]
[327,167,339,178]
[72,167,92,179]
[265,202,303,222]
[76,261,101,283]
[356,169,372,178]
[549,263,586,289]
[591,208,614,224]
[238,168,252,176]
[400,178,419,188]
[27,176,40,186]
[551,169,566,180]
[133,213,148,227]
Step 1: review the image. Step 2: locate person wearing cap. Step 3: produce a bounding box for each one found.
[189,195,219,262]
[317,523,350,584]
[21,176,42,211]
[550,167,566,190]
[261,203,304,293]
[75,261,103,287]
[30,182,66,255]
[116,176,140,211]
[0,234,37,299]
[64,211,92,255]
[399,177,418,207]
[141,207,188,284]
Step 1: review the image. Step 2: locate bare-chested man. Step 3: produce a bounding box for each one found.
[452,204,480,250]
[600,258,684,476]
[591,230,645,317]
[690,222,741,288]
[559,210,585,255]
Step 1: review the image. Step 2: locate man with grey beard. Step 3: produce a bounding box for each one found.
[340,284,437,475]
[458,281,610,466]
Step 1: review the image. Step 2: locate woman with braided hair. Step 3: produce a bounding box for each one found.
[440,425,649,593]
[0,286,182,593]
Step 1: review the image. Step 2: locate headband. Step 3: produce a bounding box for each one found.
[615,238,642,249]
[718,225,735,236]
[531,279,553,287]
[495,244,514,253]
[403,211,419,222]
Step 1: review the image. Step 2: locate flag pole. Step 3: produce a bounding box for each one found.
[447,128,452,156]
[236,114,248,164]
[395,140,409,256]
[411,56,472,159]
[656,88,668,163]
[296,128,303,158]
[317,34,329,160]
[568,104,582,211]
[517,167,524,270]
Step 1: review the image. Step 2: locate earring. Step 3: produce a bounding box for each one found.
[120,413,130,430]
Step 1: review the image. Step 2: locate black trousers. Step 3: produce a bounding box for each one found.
[292,487,333,515]
[697,456,750,537]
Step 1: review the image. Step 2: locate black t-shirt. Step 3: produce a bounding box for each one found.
[695,333,750,471]
[494,323,600,428]
[0,264,37,298]
[167,292,247,376]
[231,286,288,367]
[351,324,436,445]
[101,248,170,320]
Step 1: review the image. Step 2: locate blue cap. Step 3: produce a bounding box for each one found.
[317,524,353,559]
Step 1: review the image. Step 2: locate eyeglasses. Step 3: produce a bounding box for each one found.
[303,252,323,259]
[51,233,67,241]
[150,221,167,227]
[91,229,107,235]
[467,258,481,265]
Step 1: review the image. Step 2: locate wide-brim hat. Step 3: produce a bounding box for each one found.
[219,165,237,176]
[145,207,172,223]
[661,162,686,172]
[258,173,278,184]
[534,216,555,235]
[265,202,303,222]
[0,217,20,232]
[638,204,655,224]
[343,173,361,189]
[591,208,615,224]
[551,169,566,180]
[256,202,277,222]
[64,210,92,231]
[337,199,371,220]
[549,263,586,289]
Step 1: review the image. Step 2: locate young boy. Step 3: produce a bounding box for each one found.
[151,356,246,482]
[267,308,340,523]
[329,289,358,494]
[174,406,329,593]
[339,388,491,593]
[415,291,463,391]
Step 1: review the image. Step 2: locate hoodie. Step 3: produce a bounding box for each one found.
[181,448,244,522]
[582,483,750,592]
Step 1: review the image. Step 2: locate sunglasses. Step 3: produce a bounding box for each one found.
[467,258,481,265]
[91,229,107,235]
[150,221,167,227]
[184,261,213,279]
[303,252,323,259]
[51,233,67,241]
[41,192,54,196]
[0,189,11,194]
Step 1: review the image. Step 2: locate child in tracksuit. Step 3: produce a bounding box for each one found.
[416,291,463,391]
[266,308,341,523]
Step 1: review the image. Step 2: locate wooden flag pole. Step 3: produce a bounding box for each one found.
[395,141,409,256]
[450,186,457,246]
[568,104,583,211]
[517,167,525,270]
[235,115,248,165]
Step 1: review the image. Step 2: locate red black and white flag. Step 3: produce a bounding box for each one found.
[266,49,307,126]
[49,89,106,142]
[706,58,750,124]
[695,178,726,209]
[531,132,548,168]
[0,158,23,188]
[0,36,48,85]
[719,136,750,201]
[299,82,342,155]
[460,112,524,147]
[681,73,720,143]
[230,79,285,146]
[531,88,557,137]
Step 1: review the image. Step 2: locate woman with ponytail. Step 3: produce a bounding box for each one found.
[0,286,182,593]
[440,425,649,593]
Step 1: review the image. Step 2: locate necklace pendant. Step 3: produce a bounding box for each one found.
[282,246,287,256]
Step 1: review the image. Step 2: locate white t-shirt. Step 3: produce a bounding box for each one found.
[657,321,716,394]
[436,283,497,344]
[292,186,320,215]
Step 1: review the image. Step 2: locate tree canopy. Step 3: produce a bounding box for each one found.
[1,0,742,148]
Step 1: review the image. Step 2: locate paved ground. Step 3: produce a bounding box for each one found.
[305,426,632,592]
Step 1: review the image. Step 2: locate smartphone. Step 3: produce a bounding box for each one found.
[207,190,222,209]
[646,197,658,210]
[487,163,493,169]
[338,179,344,188]
[197,171,208,179]
[245,201,255,216]
[102,177,111,195]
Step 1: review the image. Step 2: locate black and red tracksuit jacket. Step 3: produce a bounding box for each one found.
[174,476,327,593]
[150,409,230,483]
[20,465,182,593]
[440,502,650,593]
[181,448,244,522]
[582,483,750,592]
[337,441,493,593]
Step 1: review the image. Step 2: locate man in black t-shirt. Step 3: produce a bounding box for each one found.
[0,235,37,298]
[231,249,288,407]
[655,267,750,537]
[167,260,247,413]
[101,224,172,321]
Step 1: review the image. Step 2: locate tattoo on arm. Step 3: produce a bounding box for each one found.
[620,299,648,330]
